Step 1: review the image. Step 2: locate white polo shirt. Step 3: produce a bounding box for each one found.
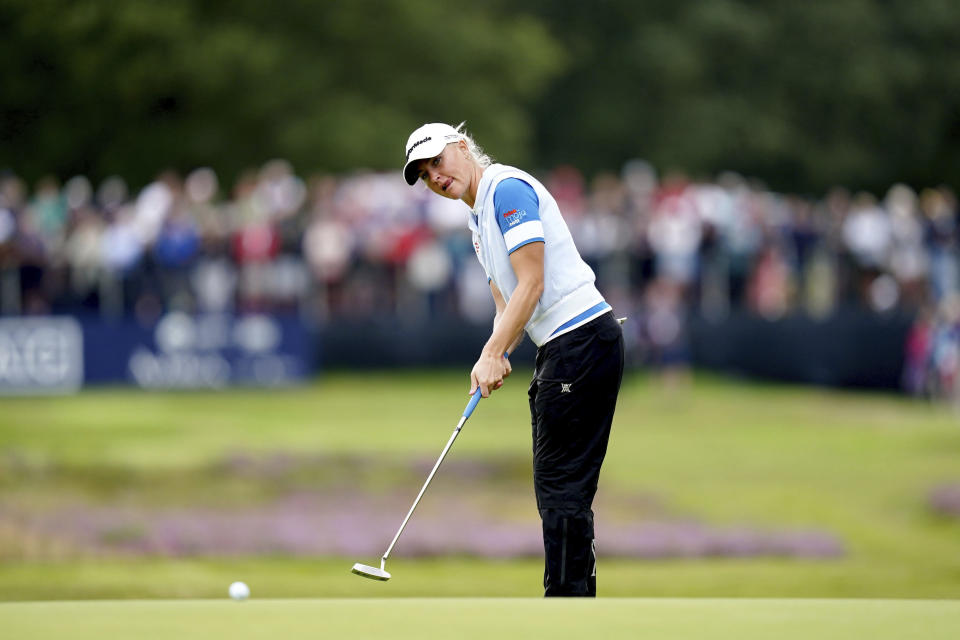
[468,164,610,347]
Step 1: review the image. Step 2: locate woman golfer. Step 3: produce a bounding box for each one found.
[403,122,624,597]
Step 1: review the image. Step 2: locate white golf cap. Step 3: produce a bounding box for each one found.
[402,122,465,185]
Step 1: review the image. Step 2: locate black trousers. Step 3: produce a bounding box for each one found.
[528,311,624,597]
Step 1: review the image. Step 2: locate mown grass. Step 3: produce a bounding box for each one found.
[3,597,960,640]
[2,370,960,600]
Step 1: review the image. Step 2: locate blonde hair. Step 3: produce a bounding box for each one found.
[456,121,493,168]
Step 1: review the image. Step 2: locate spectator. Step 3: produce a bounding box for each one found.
[2,159,958,400]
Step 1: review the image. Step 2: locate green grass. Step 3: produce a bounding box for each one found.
[2,370,960,601]
[2,556,958,601]
[3,598,959,640]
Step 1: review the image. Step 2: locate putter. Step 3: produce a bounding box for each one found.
[351,388,484,581]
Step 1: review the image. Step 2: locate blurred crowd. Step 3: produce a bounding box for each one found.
[0,161,958,397]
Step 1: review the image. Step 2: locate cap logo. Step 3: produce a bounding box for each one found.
[406,136,431,160]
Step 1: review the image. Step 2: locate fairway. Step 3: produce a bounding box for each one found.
[3,598,960,640]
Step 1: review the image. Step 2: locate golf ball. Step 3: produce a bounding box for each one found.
[229,581,250,601]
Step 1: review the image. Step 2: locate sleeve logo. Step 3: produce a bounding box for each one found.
[503,208,527,227]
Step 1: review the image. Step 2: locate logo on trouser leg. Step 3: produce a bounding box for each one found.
[591,539,597,577]
[560,383,572,393]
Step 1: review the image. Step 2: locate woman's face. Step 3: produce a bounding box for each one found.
[416,141,474,202]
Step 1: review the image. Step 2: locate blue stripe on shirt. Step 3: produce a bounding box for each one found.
[549,301,611,337]
[509,236,545,254]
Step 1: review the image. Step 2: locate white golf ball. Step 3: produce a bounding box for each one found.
[229,581,250,601]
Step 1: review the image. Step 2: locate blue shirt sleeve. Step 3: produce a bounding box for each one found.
[493,178,545,253]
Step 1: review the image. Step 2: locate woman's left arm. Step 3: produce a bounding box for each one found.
[470,241,544,396]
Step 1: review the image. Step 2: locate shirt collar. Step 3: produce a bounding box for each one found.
[471,164,503,217]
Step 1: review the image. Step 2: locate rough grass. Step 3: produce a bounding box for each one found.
[2,370,960,600]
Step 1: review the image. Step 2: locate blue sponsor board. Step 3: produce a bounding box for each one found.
[0,317,84,394]
[1,314,312,393]
[85,313,312,389]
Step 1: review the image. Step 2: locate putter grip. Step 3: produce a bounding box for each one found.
[462,388,482,419]
[463,352,507,419]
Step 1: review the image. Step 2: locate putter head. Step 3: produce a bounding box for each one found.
[351,562,391,581]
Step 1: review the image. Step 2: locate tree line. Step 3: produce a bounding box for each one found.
[1,0,957,195]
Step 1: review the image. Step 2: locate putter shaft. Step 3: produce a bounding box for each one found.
[381,412,469,563]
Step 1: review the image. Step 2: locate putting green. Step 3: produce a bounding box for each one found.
[2,598,958,639]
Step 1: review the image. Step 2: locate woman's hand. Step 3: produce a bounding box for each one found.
[470,352,511,397]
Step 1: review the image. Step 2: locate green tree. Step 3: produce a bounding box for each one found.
[2,0,958,195]
[523,0,960,194]
[0,0,564,188]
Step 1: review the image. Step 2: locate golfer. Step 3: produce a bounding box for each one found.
[403,122,624,597]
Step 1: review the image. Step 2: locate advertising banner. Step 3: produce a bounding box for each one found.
[0,313,312,393]
[0,317,84,394]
